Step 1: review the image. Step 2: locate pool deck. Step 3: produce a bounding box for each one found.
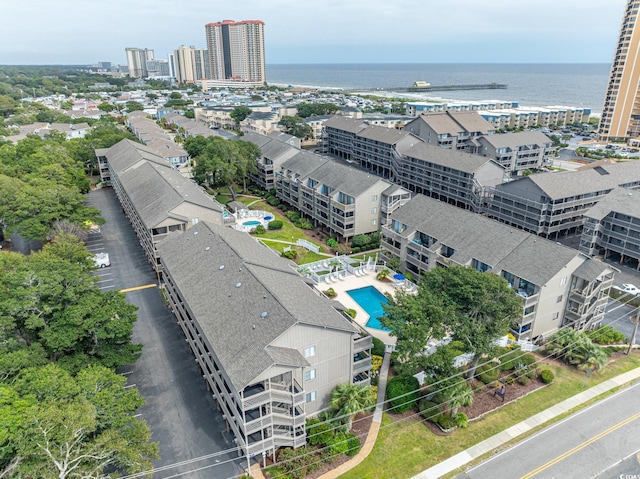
[312,270,399,346]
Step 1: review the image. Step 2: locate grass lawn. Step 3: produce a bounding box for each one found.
[340,353,640,479]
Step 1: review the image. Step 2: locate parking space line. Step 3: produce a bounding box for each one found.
[96,279,114,284]
[87,247,105,252]
[99,285,115,290]
[119,284,157,293]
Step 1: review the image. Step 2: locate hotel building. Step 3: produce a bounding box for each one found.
[598,0,640,142]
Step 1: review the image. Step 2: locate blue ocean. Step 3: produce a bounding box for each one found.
[265,63,610,113]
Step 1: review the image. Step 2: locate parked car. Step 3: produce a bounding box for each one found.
[94,252,111,268]
[617,283,639,295]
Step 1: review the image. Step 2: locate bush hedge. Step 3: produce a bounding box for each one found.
[386,375,420,413]
[372,336,386,357]
[418,399,442,422]
[345,433,361,456]
[281,250,297,260]
[306,418,334,446]
[436,413,458,430]
[540,369,555,384]
[476,363,499,384]
[590,325,628,345]
[268,220,283,230]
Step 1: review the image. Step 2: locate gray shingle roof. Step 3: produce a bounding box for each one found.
[392,195,587,286]
[479,131,553,149]
[156,222,357,391]
[572,259,612,282]
[104,140,223,228]
[404,142,504,174]
[583,188,640,221]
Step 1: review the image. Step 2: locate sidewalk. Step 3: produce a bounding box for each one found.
[412,365,640,479]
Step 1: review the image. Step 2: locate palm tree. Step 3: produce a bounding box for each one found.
[329,383,375,430]
[576,344,609,373]
[444,380,474,415]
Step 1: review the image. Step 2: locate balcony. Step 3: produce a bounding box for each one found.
[353,356,372,376]
[354,335,373,354]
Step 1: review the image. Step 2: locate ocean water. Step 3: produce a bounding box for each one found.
[265,63,610,113]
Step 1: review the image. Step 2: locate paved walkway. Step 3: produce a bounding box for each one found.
[412,365,640,479]
[317,345,393,479]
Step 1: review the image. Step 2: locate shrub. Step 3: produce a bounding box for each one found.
[336,244,352,255]
[372,336,385,356]
[277,446,320,479]
[386,375,420,413]
[540,369,555,384]
[254,224,266,235]
[345,433,361,456]
[326,238,338,248]
[518,375,530,386]
[418,399,442,422]
[277,203,287,211]
[268,220,283,230]
[266,196,280,206]
[299,219,313,229]
[345,308,357,319]
[306,418,334,446]
[436,413,458,430]
[324,287,337,298]
[590,325,628,345]
[327,433,350,456]
[285,211,300,222]
[454,412,468,428]
[351,234,371,248]
[476,363,499,384]
[281,250,297,260]
[505,375,515,385]
[371,355,383,373]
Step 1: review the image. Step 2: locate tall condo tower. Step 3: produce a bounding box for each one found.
[173,45,209,83]
[125,48,155,78]
[599,0,640,142]
[204,19,266,84]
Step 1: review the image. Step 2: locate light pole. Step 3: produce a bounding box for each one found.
[626,295,639,355]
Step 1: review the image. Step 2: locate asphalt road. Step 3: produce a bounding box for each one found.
[86,188,245,479]
[604,299,638,343]
[457,382,640,479]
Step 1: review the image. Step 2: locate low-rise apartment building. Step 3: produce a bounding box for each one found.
[157,221,372,459]
[580,188,640,269]
[485,161,640,238]
[381,195,616,340]
[403,111,495,151]
[276,150,411,239]
[476,131,554,175]
[125,111,189,166]
[95,139,227,271]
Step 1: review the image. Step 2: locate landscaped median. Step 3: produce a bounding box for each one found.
[338,352,640,479]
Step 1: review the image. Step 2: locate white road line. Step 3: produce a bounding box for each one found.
[99,285,115,290]
[121,371,134,375]
[95,272,112,277]
[87,247,105,252]
[96,279,114,284]
[124,384,137,389]
[133,413,142,418]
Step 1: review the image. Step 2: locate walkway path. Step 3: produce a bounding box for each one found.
[317,345,393,479]
[412,365,640,479]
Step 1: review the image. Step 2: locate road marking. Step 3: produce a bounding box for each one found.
[96,278,114,284]
[520,411,640,478]
[87,247,105,252]
[99,285,115,290]
[119,284,157,293]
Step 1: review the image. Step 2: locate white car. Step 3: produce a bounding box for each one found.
[617,283,639,295]
[94,252,111,268]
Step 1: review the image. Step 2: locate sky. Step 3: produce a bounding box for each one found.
[0,0,629,65]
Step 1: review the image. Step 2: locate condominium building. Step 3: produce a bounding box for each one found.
[173,45,209,83]
[205,19,266,85]
[403,111,495,151]
[485,161,640,238]
[95,139,228,271]
[323,116,505,211]
[157,221,372,458]
[125,47,155,78]
[599,0,640,142]
[476,131,554,175]
[382,195,616,340]
[580,188,640,269]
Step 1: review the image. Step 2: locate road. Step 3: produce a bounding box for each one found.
[86,188,245,479]
[457,382,640,479]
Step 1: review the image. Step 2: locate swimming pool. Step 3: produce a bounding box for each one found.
[346,286,391,331]
[264,215,273,221]
[243,220,261,227]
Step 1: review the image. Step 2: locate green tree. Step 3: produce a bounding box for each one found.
[296,102,340,118]
[437,378,473,415]
[278,116,313,140]
[423,266,522,379]
[230,105,252,125]
[125,101,144,113]
[97,102,115,113]
[0,94,17,117]
[329,383,375,430]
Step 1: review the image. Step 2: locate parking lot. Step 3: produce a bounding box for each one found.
[87,188,244,479]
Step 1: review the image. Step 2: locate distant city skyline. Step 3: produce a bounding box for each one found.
[0,0,629,65]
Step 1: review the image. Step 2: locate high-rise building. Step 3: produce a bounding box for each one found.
[125,47,155,78]
[204,19,265,84]
[146,59,170,78]
[598,1,640,142]
[173,45,209,83]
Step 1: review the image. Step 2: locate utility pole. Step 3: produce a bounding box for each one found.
[626,299,639,355]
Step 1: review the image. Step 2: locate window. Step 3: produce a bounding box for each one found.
[557,295,563,303]
[192,217,199,225]
[552,312,559,320]
[305,369,316,381]
[371,207,377,214]
[305,391,316,403]
[560,277,567,286]
[371,219,377,226]
[372,195,378,202]
[304,345,316,358]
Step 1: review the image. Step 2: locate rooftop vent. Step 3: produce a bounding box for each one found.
[260,312,268,319]
[235,282,242,288]
[194,231,199,235]
[219,265,225,270]
[205,246,210,251]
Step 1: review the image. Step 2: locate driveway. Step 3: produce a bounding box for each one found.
[86,188,244,479]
